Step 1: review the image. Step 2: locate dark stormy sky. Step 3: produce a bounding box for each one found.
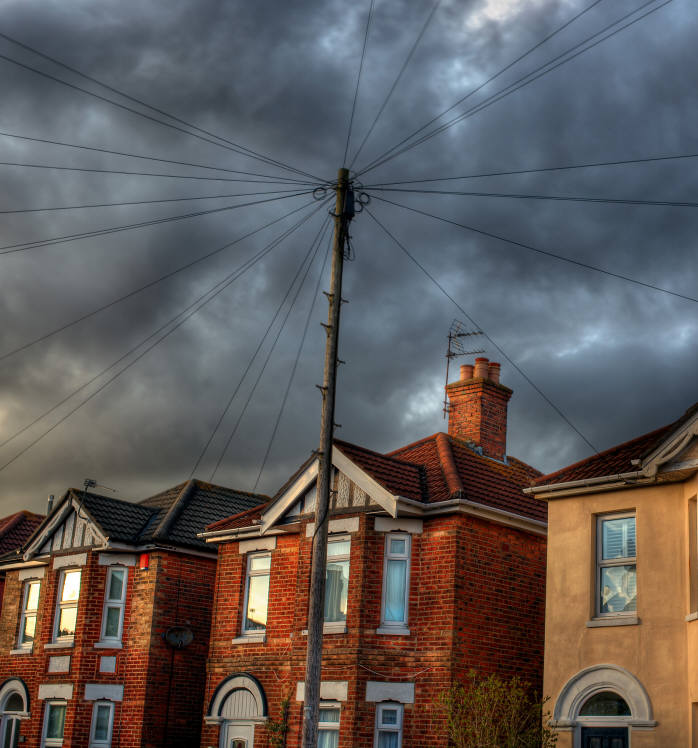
[0,0,696,516]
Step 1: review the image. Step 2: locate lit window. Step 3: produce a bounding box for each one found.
[42,701,66,747]
[89,701,114,747]
[381,534,410,628]
[18,580,40,648]
[597,514,636,616]
[100,568,127,643]
[318,704,340,748]
[324,537,350,623]
[242,553,270,634]
[374,702,403,748]
[53,569,81,641]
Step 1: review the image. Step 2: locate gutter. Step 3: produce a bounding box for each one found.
[523,470,648,498]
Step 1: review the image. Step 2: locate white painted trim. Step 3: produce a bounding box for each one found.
[231,634,266,644]
[375,517,423,534]
[84,684,123,702]
[0,560,47,572]
[366,682,414,704]
[98,553,136,566]
[38,684,73,700]
[586,617,639,628]
[208,674,266,718]
[23,500,73,561]
[239,537,277,554]
[19,566,45,580]
[332,447,398,517]
[44,641,74,650]
[296,681,348,702]
[305,517,359,537]
[52,553,87,569]
[9,648,33,655]
[0,679,29,712]
[376,626,411,636]
[260,459,320,533]
[47,656,70,673]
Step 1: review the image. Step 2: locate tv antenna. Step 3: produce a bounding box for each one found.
[443,319,484,418]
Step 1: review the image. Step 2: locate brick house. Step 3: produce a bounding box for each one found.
[0,480,265,748]
[0,511,44,610]
[526,403,698,748]
[199,358,547,748]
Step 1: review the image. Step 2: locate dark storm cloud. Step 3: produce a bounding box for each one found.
[0,0,695,516]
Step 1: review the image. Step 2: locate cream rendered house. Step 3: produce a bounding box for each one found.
[527,403,698,748]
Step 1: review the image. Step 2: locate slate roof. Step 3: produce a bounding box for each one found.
[0,511,44,555]
[534,402,698,487]
[208,431,545,534]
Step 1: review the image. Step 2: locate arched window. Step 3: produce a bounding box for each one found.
[0,680,29,748]
[206,674,268,723]
[579,692,631,717]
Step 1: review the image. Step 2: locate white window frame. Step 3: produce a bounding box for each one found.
[374,702,403,748]
[318,701,340,745]
[89,700,114,748]
[17,579,41,649]
[596,512,636,618]
[242,552,271,636]
[41,700,67,747]
[380,533,411,629]
[53,569,82,643]
[324,535,351,624]
[100,567,127,644]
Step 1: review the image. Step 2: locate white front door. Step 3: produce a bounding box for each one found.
[222,721,254,748]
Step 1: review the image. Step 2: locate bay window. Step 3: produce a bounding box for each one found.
[53,569,81,642]
[597,513,636,616]
[324,537,350,623]
[18,579,40,649]
[242,553,270,634]
[380,534,410,629]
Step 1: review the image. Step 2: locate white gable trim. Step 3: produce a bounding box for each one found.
[642,413,698,476]
[260,460,319,534]
[332,447,398,517]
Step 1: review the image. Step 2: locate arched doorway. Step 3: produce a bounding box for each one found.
[207,674,267,748]
[0,680,29,748]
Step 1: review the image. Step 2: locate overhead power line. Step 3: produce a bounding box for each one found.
[209,215,331,482]
[358,0,672,176]
[0,200,328,472]
[364,151,698,186]
[370,194,698,304]
[343,0,375,166]
[366,206,599,454]
[0,198,319,365]
[0,130,312,183]
[0,31,322,181]
[0,190,312,255]
[366,186,698,209]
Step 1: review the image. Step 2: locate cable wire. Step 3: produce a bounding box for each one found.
[253,221,333,491]
[343,0,375,166]
[0,202,327,472]
[348,0,442,170]
[0,198,319,365]
[0,130,312,183]
[209,213,331,482]
[369,194,698,304]
[365,186,698,209]
[0,190,312,255]
[0,32,322,182]
[358,0,671,176]
[365,206,599,453]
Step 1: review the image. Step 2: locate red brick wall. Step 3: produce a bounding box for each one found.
[201,510,546,747]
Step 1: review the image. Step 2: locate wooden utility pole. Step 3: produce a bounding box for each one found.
[301,167,352,748]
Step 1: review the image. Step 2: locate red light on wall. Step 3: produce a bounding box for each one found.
[139,552,150,570]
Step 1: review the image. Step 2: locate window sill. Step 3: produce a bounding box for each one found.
[586,616,640,628]
[302,623,348,635]
[10,647,33,655]
[231,634,266,645]
[94,641,123,649]
[45,640,74,649]
[375,626,410,636]
[686,612,698,622]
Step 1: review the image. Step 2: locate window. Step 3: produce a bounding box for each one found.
[374,702,403,748]
[324,537,350,623]
[597,514,636,616]
[381,534,410,628]
[18,580,40,649]
[89,701,114,747]
[42,701,66,747]
[100,568,127,643]
[318,704,340,748]
[53,569,81,641]
[242,553,270,634]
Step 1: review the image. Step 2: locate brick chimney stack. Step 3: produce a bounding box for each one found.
[445,357,512,461]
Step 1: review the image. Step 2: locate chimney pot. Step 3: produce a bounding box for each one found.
[488,362,501,384]
[460,364,474,380]
[474,357,490,379]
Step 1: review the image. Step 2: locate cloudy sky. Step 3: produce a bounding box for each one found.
[0,0,695,516]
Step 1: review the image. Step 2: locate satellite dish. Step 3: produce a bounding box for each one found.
[164,625,193,649]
